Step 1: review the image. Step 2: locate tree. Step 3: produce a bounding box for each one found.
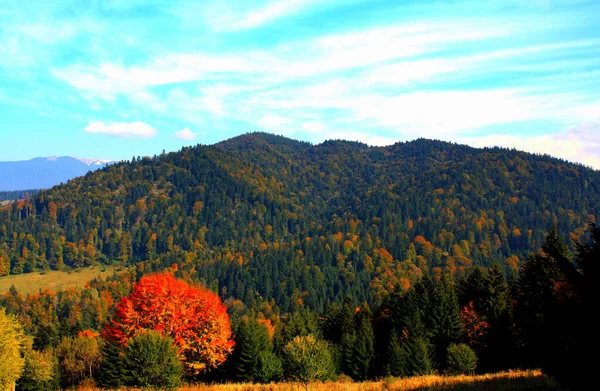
[96,341,126,389]
[0,309,26,391]
[446,343,477,375]
[402,311,433,376]
[431,275,463,370]
[347,304,375,380]
[234,317,271,382]
[385,329,406,377]
[283,335,335,391]
[255,350,283,383]
[123,330,182,390]
[102,273,234,374]
[55,333,102,388]
[17,346,58,391]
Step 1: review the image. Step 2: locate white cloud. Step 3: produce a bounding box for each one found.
[462,120,600,169]
[84,121,157,138]
[173,127,197,141]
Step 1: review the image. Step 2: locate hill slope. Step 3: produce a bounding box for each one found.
[0,156,110,191]
[1,133,599,310]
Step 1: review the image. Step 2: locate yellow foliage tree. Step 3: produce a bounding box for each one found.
[0,308,26,391]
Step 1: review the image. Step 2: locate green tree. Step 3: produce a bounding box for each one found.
[283,334,335,391]
[431,275,463,370]
[446,343,477,375]
[385,329,406,377]
[123,330,182,390]
[96,341,126,389]
[0,309,26,391]
[347,304,375,380]
[255,350,283,383]
[235,317,271,382]
[402,311,433,376]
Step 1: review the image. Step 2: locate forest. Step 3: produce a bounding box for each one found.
[0,190,39,203]
[0,133,598,390]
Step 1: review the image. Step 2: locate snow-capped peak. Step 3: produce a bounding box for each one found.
[72,157,113,166]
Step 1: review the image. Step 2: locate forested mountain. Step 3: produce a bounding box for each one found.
[1,133,599,311]
[0,156,110,191]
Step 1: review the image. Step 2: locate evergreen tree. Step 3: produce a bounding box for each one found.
[457,267,488,311]
[402,311,433,376]
[385,329,406,377]
[235,317,271,382]
[347,304,375,380]
[96,341,126,389]
[431,275,463,370]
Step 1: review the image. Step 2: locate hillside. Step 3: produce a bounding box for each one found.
[1,133,599,310]
[0,156,110,191]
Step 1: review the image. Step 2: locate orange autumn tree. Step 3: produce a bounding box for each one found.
[102,273,234,374]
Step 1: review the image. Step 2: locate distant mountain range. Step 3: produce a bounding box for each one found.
[0,156,113,191]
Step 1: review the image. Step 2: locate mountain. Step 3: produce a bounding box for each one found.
[0,156,112,191]
[1,133,599,311]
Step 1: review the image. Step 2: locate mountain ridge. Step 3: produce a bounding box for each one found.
[1,133,598,310]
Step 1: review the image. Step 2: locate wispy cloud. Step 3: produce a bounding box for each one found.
[2,0,600,163]
[230,0,309,31]
[84,121,158,138]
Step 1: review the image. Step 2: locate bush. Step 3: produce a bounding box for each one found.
[283,334,336,391]
[123,330,182,390]
[256,350,283,383]
[446,343,478,375]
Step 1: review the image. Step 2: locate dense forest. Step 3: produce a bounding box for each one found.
[1,133,599,310]
[1,225,596,390]
[0,189,39,202]
[0,133,598,390]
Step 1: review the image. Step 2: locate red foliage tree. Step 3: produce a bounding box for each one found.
[102,273,234,374]
[461,301,489,350]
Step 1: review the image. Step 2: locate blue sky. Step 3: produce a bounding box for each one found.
[1,0,600,167]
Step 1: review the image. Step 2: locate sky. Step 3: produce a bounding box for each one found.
[1,0,600,168]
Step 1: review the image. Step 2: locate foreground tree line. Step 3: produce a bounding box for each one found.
[1,224,597,390]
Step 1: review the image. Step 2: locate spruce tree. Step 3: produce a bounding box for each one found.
[96,341,126,389]
[431,275,463,370]
[235,317,271,382]
[402,311,433,376]
[348,304,375,380]
[385,329,406,377]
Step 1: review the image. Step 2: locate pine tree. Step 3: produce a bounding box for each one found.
[485,264,509,321]
[348,304,375,380]
[385,329,406,377]
[402,311,433,376]
[431,275,463,370]
[235,317,271,382]
[97,342,126,389]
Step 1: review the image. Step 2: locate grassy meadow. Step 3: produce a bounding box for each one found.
[78,370,563,391]
[0,265,122,295]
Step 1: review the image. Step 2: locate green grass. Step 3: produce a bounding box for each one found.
[0,265,121,296]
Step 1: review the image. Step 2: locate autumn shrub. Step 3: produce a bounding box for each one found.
[446,343,478,375]
[282,334,335,391]
[123,330,183,390]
